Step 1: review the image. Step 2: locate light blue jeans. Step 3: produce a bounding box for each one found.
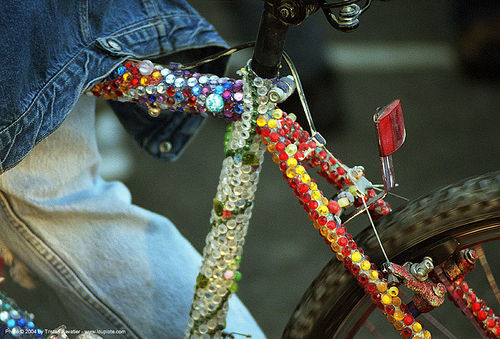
[0,96,265,339]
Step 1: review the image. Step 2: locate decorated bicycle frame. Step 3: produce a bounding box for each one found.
[87,58,498,339]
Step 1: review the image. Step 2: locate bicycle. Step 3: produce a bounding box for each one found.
[0,0,500,339]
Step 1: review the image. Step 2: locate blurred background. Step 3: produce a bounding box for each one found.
[7,0,500,338]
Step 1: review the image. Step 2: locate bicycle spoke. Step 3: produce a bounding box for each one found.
[420,313,458,339]
[475,244,500,305]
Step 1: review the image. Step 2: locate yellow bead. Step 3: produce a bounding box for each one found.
[256,116,267,127]
[301,173,311,183]
[140,76,149,86]
[272,108,283,119]
[360,260,371,270]
[412,321,422,333]
[392,296,402,307]
[388,286,399,297]
[327,232,337,243]
[295,165,305,175]
[377,282,387,292]
[351,251,362,262]
[370,270,379,280]
[320,226,328,236]
[331,243,340,253]
[287,158,298,168]
[393,321,404,330]
[381,294,392,305]
[423,330,431,339]
[288,113,297,122]
[152,71,161,80]
[268,119,278,129]
[267,143,276,153]
[310,182,318,191]
[321,197,329,205]
[311,190,321,200]
[286,168,296,178]
[338,197,350,208]
[393,310,404,321]
[285,144,297,156]
[318,205,329,215]
[122,72,131,82]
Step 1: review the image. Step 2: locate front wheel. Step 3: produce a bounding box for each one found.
[283,171,500,338]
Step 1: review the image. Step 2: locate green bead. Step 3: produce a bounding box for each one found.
[236,256,242,263]
[229,282,238,293]
[196,274,209,289]
[234,271,242,281]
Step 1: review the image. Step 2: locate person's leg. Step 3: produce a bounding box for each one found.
[0,96,265,338]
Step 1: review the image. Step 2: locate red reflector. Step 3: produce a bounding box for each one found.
[374,99,406,157]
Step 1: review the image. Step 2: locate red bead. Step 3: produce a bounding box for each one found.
[400,303,409,313]
[477,310,487,321]
[385,304,395,315]
[341,246,351,257]
[351,264,360,274]
[279,162,288,172]
[308,201,318,210]
[166,86,175,96]
[222,210,232,219]
[336,226,346,236]
[270,132,280,142]
[348,240,357,249]
[183,88,191,97]
[320,162,330,172]
[368,189,376,198]
[366,282,377,293]
[487,319,496,328]
[338,237,348,247]
[328,200,340,214]
[337,167,346,175]
[276,142,285,152]
[403,315,414,325]
[494,326,500,336]
[318,216,327,225]
[292,130,301,139]
[358,273,368,285]
[310,210,319,220]
[327,220,336,230]
[472,302,482,312]
[401,328,412,338]
[279,151,288,161]
[278,128,286,137]
[261,127,271,137]
[188,96,197,106]
[295,151,305,161]
[301,193,311,203]
[298,183,309,193]
[319,150,327,160]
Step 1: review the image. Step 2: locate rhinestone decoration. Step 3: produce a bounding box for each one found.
[88,60,443,339]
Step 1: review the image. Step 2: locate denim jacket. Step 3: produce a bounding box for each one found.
[0,0,227,173]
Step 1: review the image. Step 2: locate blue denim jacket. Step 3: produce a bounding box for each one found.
[0,0,227,173]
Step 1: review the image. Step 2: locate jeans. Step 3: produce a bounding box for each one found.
[0,96,265,339]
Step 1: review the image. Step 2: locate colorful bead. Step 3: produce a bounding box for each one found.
[206,93,224,113]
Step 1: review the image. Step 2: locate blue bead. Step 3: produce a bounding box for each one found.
[7,319,15,328]
[234,104,243,114]
[215,85,224,94]
[117,66,127,76]
[148,94,156,102]
[174,92,184,101]
[223,81,233,90]
[17,318,26,327]
[192,85,201,96]
[26,321,34,329]
[205,94,224,113]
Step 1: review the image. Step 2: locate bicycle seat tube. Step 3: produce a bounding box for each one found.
[251,0,321,78]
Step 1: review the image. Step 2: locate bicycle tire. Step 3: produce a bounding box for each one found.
[283,171,500,338]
